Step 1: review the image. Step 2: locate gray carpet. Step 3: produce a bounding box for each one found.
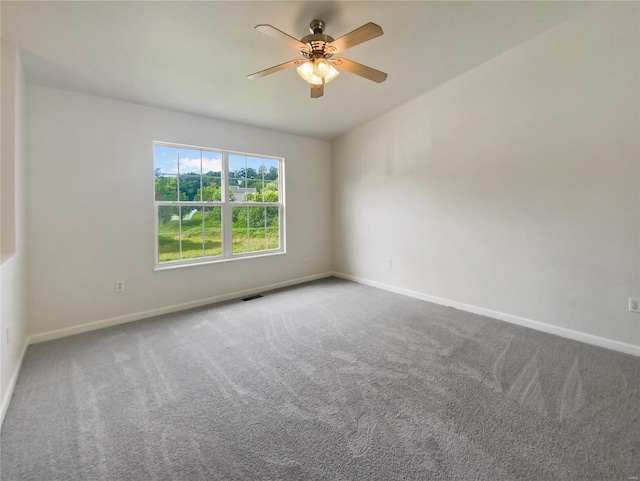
[1,277,638,480]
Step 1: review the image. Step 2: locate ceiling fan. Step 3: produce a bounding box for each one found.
[248,19,388,98]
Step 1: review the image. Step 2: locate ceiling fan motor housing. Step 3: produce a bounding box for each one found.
[301,19,335,59]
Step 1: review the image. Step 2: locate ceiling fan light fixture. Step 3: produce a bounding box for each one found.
[296,60,339,85]
[313,58,331,77]
[324,65,340,83]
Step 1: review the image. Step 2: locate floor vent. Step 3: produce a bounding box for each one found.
[241,294,263,302]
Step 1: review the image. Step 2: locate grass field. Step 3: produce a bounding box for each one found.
[157,208,279,262]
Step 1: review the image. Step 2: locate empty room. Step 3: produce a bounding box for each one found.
[1,1,638,479]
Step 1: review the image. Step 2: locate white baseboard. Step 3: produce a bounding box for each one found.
[29,272,334,345]
[1,338,29,426]
[332,271,640,357]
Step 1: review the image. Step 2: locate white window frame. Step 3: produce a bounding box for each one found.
[153,141,285,270]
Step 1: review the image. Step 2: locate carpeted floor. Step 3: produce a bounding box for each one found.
[1,277,638,480]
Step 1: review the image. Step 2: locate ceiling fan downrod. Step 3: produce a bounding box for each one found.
[309,19,325,35]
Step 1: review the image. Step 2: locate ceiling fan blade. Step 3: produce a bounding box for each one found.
[310,82,324,98]
[327,22,383,54]
[255,24,310,53]
[332,58,387,83]
[247,59,305,80]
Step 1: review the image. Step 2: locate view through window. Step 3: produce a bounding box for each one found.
[154,142,283,266]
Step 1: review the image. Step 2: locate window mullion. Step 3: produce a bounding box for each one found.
[177,149,182,260]
[155,204,159,264]
[222,151,233,258]
[178,205,183,260]
[200,151,204,258]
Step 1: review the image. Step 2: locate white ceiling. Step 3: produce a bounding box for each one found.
[1,1,591,140]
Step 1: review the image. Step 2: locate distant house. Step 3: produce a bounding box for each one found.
[229,185,257,201]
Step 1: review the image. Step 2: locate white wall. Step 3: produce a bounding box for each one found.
[27,86,332,336]
[332,4,640,350]
[1,42,29,418]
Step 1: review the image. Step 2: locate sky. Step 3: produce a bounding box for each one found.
[154,144,222,175]
[154,144,279,176]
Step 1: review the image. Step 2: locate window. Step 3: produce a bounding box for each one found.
[154,142,284,267]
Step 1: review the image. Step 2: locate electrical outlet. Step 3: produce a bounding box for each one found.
[116,280,125,292]
[388,259,393,268]
[630,297,640,313]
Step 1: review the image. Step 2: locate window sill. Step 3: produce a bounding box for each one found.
[154,250,286,271]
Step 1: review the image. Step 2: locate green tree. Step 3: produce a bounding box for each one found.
[179,174,201,201]
[264,181,278,202]
[196,183,222,202]
[204,207,222,228]
[158,205,179,225]
[246,167,258,179]
[265,167,278,181]
[155,170,178,201]
[243,181,277,203]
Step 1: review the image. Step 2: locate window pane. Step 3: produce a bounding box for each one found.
[202,151,222,177]
[158,206,180,232]
[232,229,249,254]
[155,174,178,201]
[266,228,279,250]
[229,154,246,178]
[237,180,258,202]
[179,174,201,201]
[180,206,203,260]
[232,207,248,228]
[204,206,221,229]
[201,176,221,201]
[246,179,262,190]
[229,181,247,203]
[249,229,266,252]
[154,145,179,174]
[229,177,243,188]
[263,179,278,203]
[181,231,203,259]
[248,207,266,228]
[266,207,279,227]
[264,159,279,181]
[246,180,263,202]
[158,234,180,262]
[204,230,222,258]
[181,206,202,232]
[246,157,263,180]
[178,148,201,175]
